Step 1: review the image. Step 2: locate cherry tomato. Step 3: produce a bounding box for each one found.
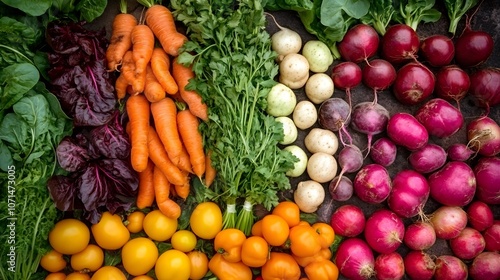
[126,211,145,233]
[155,249,191,280]
[186,250,209,280]
[40,250,67,273]
[65,272,91,280]
[121,237,159,276]
[143,210,177,241]
[272,201,301,228]
[171,230,197,252]
[91,212,130,250]
[49,219,90,255]
[261,214,290,246]
[44,272,66,280]
[189,202,223,239]
[312,222,335,249]
[90,266,126,280]
[70,244,104,272]
[241,236,269,267]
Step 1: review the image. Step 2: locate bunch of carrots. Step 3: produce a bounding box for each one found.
[106,0,214,220]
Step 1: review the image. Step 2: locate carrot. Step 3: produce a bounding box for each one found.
[177,145,193,174]
[147,126,187,185]
[131,24,155,94]
[204,151,217,187]
[151,48,178,95]
[177,109,206,178]
[136,160,155,209]
[106,0,137,71]
[115,72,129,100]
[121,50,136,86]
[150,97,183,165]
[144,4,187,57]
[172,58,208,121]
[144,64,166,103]
[126,94,150,172]
[153,165,181,219]
[174,179,190,200]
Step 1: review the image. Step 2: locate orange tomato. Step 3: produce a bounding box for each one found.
[312,222,335,249]
[293,247,332,267]
[214,228,247,263]
[40,250,67,272]
[261,252,301,280]
[288,224,322,258]
[90,266,127,280]
[261,214,289,247]
[241,236,269,268]
[44,272,66,280]
[187,250,209,280]
[70,244,104,272]
[251,219,263,237]
[304,259,339,280]
[65,272,91,280]
[143,210,178,241]
[91,212,130,250]
[131,276,154,280]
[126,211,145,233]
[272,201,300,228]
[49,219,90,255]
[121,237,159,276]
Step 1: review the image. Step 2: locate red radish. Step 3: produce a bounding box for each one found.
[483,221,500,251]
[404,250,435,280]
[455,25,494,68]
[408,143,447,174]
[420,34,455,67]
[370,137,397,166]
[374,252,405,280]
[450,227,486,260]
[386,112,428,151]
[447,143,474,162]
[330,204,365,237]
[381,24,420,64]
[403,222,436,250]
[350,102,390,154]
[469,68,500,113]
[331,62,362,108]
[474,156,500,204]
[393,62,435,105]
[334,238,375,280]
[318,97,353,146]
[338,24,380,63]
[467,116,500,157]
[414,98,464,138]
[467,201,494,231]
[387,169,430,218]
[332,145,364,190]
[362,59,397,101]
[430,206,468,239]
[329,176,353,201]
[353,164,392,204]
[364,209,405,254]
[428,161,476,207]
[435,65,470,106]
[434,255,468,280]
[469,252,500,280]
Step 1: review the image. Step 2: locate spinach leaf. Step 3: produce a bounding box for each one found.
[444,0,478,35]
[76,0,108,22]
[264,0,314,12]
[0,63,39,111]
[361,0,396,35]
[13,94,51,138]
[1,0,52,16]
[0,140,13,171]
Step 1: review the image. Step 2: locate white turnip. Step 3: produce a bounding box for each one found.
[269,15,302,59]
[374,252,405,280]
[279,53,310,89]
[467,116,500,157]
[284,145,308,178]
[449,227,486,260]
[447,143,474,162]
[292,100,317,130]
[334,238,375,280]
[350,102,390,154]
[364,209,405,254]
[370,137,397,167]
[408,143,447,174]
[387,169,430,218]
[435,65,470,106]
[414,98,464,138]
[338,24,379,63]
[420,34,455,67]
[386,112,428,151]
[467,201,494,232]
[393,62,435,105]
[301,40,334,73]
[403,222,436,251]
[329,175,353,202]
[430,206,468,239]
[403,250,435,280]
[306,152,338,183]
[294,180,325,213]
[428,161,476,207]
[304,73,334,104]
[434,255,468,280]
[330,204,365,237]
[353,164,392,204]
[484,221,500,252]
[304,128,339,155]
[331,61,362,108]
[469,252,500,280]
[469,68,500,113]
[318,97,353,146]
[381,24,420,64]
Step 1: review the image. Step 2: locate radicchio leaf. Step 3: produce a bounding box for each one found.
[90,112,130,159]
[56,136,89,172]
[47,175,78,211]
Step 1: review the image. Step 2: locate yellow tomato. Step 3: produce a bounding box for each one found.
[90,266,126,280]
[189,202,223,239]
[91,212,130,250]
[40,250,67,273]
[171,230,197,252]
[126,211,145,233]
[143,210,178,241]
[131,276,154,280]
[121,237,159,276]
[187,250,209,280]
[155,249,191,280]
[44,272,66,280]
[49,219,90,255]
[70,244,104,272]
[65,272,91,280]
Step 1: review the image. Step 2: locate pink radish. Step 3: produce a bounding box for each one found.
[467,116,500,157]
[332,145,364,191]
[484,221,500,252]
[393,62,435,105]
[408,143,447,174]
[386,112,428,151]
[455,22,494,68]
[373,252,405,280]
[362,59,397,101]
[318,97,353,146]
[334,238,375,280]
[414,98,464,138]
[387,169,430,218]
[403,221,436,250]
[430,206,468,239]
[381,24,420,64]
[435,65,470,106]
[450,227,486,260]
[474,156,500,204]
[469,68,500,114]
[329,176,353,202]
[420,34,455,67]
[404,250,435,280]
[364,209,405,254]
[350,102,390,154]
[447,143,474,162]
[469,252,500,280]
[467,201,494,231]
[330,204,365,237]
[370,137,397,167]
[353,164,392,204]
[428,161,476,207]
[434,255,468,280]
[338,24,380,63]
[331,62,362,108]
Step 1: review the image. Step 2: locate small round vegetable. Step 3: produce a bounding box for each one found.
[261,214,290,247]
[386,112,428,151]
[428,161,476,207]
[430,206,468,239]
[449,227,485,260]
[294,180,325,213]
[284,145,308,178]
[331,62,362,107]
[270,19,302,58]
[455,28,494,68]
[189,202,223,240]
[362,59,397,99]
[334,145,364,190]
[186,251,209,280]
[171,230,198,253]
[279,53,310,89]
[484,221,500,251]
[364,209,405,254]
[338,24,380,63]
[393,62,435,105]
[403,222,436,251]
[91,266,126,280]
[469,68,500,112]
[307,152,338,183]
[447,143,474,162]
[474,157,500,204]
[122,237,158,276]
[49,219,90,255]
[292,100,317,130]
[469,252,500,280]
[334,238,375,280]
[275,116,297,145]
[408,143,447,174]
[155,250,191,280]
[40,250,67,273]
[374,252,405,280]
[318,97,352,146]
[302,40,334,73]
[353,164,392,204]
[350,102,390,153]
[467,201,494,231]
[435,65,470,104]
[404,251,435,280]
[330,204,365,237]
[71,244,104,272]
[381,24,420,64]
[415,98,464,138]
[304,128,339,155]
[305,73,334,104]
[434,255,468,280]
[143,210,177,242]
[467,116,500,157]
[370,137,397,167]
[420,34,455,67]
[387,169,430,218]
[266,83,297,117]
[329,175,353,202]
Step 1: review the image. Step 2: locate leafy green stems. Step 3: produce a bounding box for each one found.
[444,0,479,35]
[395,0,441,31]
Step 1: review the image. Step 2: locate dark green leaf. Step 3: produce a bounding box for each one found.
[0,63,39,111]
[13,95,51,138]
[76,0,108,22]
[0,0,51,16]
[0,140,13,171]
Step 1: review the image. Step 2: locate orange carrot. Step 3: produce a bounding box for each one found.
[177,109,205,177]
[176,145,193,174]
[115,72,129,100]
[121,50,136,86]
[153,165,181,219]
[172,58,208,121]
[136,160,155,209]
[150,97,183,165]
[144,5,187,57]
[144,64,166,103]
[131,24,155,94]
[126,94,150,172]
[106,2,137,71]
[151,48,178,95]
[174,180,190,200]
[147,126,187,185]
[204,151,216,187]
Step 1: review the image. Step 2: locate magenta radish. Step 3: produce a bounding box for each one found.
[373,252,405,280]
[353,164,392,204]
[332,145,364,191]
[338,24,380,63]
[455,26,494,68]
[420,34,455,67]
[484,221,500,252]
[350,102,390,154]
[430,206,468,239]
[393,62,435,105]
[450,227,486,260]
[331,62,362,108]
[364,209,405,254]
[404,250,435,280]
[381,24,420,64]
[467,201,494,231]
[434,255,468,280]
[403,222,436,250]
[428,161,476,207]
[474,156,500,204]
[334,238,375,280]
[469,252,500,280]
[386,112,428,151]
[370,137,397,166]
[467,116,500,157]
[362,59,397,101]
[447,143,474,162]
[469,68,500,113]
[387,169,430,218]
[329,176,353,201]
[318,97,353,146]
[408,144,447,174]
[414,98,464,138]
[435,65,470,105]
[330,204,365,237]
